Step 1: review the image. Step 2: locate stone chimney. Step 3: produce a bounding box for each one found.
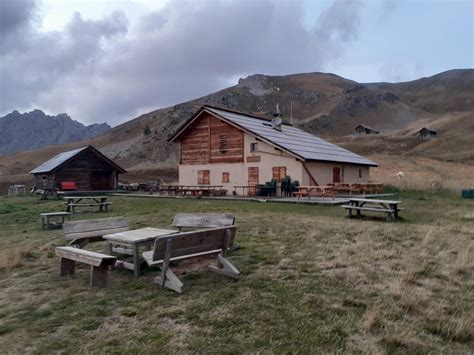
[271,103,282,132]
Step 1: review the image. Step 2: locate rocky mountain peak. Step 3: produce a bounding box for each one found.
[0,109,111,156]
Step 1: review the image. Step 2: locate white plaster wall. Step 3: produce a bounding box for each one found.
[304,161,369,185]
[178,132,371,194]
[178,133,304,195]
[244,134,304,185]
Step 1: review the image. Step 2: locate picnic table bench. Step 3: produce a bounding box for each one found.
[64,196,111,213]
[294,186,335,200]
[342,198,403,221]
[55,246,117,287]
[233,185,254,196]
[177,185,225,197]
[172,213,235,231]
[103,213,237,277]
[63,216,129,248]
[142,226,240,293]
[104,227,178,277]
[40,211,71,229]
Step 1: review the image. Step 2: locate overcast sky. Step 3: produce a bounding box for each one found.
[1,0,472,126]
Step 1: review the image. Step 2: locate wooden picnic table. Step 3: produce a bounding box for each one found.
[361,183,384,194]
[233,185,259,196]
[157,185,180,195]
[294,186,335,200]
[40,211,71,229]
[177,185,224,196]
[103,227,178,277]
[65,196,110,213]
[342,197,403,221]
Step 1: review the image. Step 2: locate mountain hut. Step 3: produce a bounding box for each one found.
[415,127,437,138]
[355,124,379,135]
[30,145,126,191]
[169,105,378,196]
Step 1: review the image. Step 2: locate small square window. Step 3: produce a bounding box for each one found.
[250,143,258,152]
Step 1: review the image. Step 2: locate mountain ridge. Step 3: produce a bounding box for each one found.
[0,109,111,156]
[0,69,473,191]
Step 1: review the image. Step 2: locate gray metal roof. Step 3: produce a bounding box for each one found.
[30,146,89,174]
[205,107,377,166]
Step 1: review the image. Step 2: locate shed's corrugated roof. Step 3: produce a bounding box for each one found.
[30,146,89,174]
[205,107,377,166]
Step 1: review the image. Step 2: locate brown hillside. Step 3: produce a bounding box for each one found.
[1,69,473,191]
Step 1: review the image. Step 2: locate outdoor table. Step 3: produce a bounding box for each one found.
[343,198,403,221]
[157,185,179,195]
[40,211,71,229]
[178,185,224,196]
[65,196,109,213]
[233,185,255,196]
[296,186,335,200]
[103,227,178,277]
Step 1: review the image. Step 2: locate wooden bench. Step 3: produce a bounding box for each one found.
[63,216,129,248]
[40,212,71,229]
[172,213,235,232]
[65,202,112,213]
[342,198,403,221]
[294,186,335,200]
[172,213,238,251]
[142,226,240,293]
[55,246,116,287]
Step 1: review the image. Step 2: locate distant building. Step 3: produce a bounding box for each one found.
[415,127,437,138]
[355,124,379,135]
[169,105,377,196]
[30,145,126,191]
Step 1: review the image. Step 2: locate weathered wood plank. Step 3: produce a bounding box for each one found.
[172,213,235,229]
[63,217,129,243]
[90,266,108,287]
[55,246,116,267]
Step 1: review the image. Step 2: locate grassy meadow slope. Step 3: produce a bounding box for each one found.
[0,193,473,352]
[0,70,472,191]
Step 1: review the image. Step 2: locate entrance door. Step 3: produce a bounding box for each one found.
[332,167,341,184]
[248,167,259,196]
[90,171,112,190]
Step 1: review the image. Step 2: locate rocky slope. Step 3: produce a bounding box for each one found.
[0,69,473,190]
[0,109,111,155]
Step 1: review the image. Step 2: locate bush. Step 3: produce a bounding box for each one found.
[143,125,151,136]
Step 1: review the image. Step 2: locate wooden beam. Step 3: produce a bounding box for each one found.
[302,162,318,186]
[208,115,211,163]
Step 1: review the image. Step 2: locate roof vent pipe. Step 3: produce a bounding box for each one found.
[271,103,282,132]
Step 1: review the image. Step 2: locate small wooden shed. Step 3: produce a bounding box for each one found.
[415,127,437,138]
[355,124,379,135]
[30,145,126,191]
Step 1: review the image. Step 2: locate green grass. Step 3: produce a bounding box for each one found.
[0,192,473,353]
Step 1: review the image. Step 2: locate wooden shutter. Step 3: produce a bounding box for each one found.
[272,166,287,182]
[198,170,210,185]
[248,167,259,196]
[222,172,229,183]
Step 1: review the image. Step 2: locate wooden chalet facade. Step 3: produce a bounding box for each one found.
[30,146,126,191]
[169,106,378,196]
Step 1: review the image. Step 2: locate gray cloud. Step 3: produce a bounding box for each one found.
[0,0,363,125]
[0,0,36,35]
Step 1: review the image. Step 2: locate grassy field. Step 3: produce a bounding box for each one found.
[0,192,473,353]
